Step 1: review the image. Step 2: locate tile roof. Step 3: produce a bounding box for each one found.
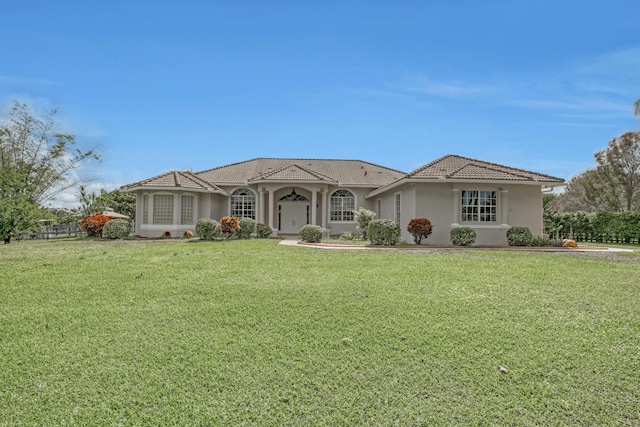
[196,158,406,186]
[406,155,565,183]
[249,163,338,183]
[120,170,226,192]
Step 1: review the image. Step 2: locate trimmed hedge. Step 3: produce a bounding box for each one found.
[300,224,323,243]
[196,218,221,241]
[256,223,272,238]
[506,226,533,246]
[102,218,130,239]
[544,210,640,244]
[451,227,476,246]
[238,217,256,239]
[368,218,400,246]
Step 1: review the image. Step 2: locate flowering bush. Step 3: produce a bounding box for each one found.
[238,217,256,239]
[102,218,131,239]
[368,218,400,245]
[353,207,376,239]
[220,216,240,238]
[256,223,272,238]
[407,218,433,244]
[80,213,110,237]
[300,224,323,243]
[451,227,476,246]
[196,218,221,240]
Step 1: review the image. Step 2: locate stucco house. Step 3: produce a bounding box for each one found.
[121,155,564,245]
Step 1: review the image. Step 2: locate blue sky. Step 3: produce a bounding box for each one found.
[2,1,639,208]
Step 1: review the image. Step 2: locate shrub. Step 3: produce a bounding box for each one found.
[80,213,110,237]
[300,224,323,243]
[531,236,563,247]
[368,218,400,245]
[506,226,533,246]
[353,207,376,239]
[340,232,355,241]
[196,218,221,241]
[238,217,256,239]
[220,216,240,238]
[407,218,433,244]
[451,227,476,246]
[256,223,272,238]
[102,218,130,239]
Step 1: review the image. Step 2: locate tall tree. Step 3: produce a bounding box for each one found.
[594,131,640,212]
[0,101,99,243]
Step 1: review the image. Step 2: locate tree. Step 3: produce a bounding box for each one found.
[0,101,99,243]
[594,131,640,212]
[75,185,135,220]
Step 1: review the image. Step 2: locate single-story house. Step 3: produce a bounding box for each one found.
[121,155,564,245]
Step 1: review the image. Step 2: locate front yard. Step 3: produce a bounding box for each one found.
[1,239,638,425]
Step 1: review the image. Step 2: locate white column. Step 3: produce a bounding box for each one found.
[500,190,509,226]
[451,188,460,226]
[321,191,327,229]
[311,189,317,225]
[258,190,265,224]
[268,190,275,229]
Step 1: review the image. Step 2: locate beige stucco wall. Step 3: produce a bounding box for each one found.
[376,182,544,246]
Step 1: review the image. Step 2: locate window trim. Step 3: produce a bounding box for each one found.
[460,189,498,224]
[329,189,356,222]
[230,187,257,220]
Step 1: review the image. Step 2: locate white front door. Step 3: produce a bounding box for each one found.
[279,201,309,233]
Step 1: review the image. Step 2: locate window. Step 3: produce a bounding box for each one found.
[142,195,149,224]
[376,199,382,218]
[394,193,401,224]
[461,190,497,222]
[181,195,194,225]
[330,189,355,221]
[153,194,174,225]
[231,188,256,219]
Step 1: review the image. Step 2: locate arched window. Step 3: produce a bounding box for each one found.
[330,189,355,222]
[231,188,256,219]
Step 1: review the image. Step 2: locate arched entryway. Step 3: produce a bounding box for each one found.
[278,189,309,234]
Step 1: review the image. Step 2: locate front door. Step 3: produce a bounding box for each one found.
[279,201,309,234]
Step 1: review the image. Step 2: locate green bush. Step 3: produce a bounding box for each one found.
[530,236,563,247]
[340,232,355,240]
[300,224,323,243]
[196,218,221,241]
[101,218,130,239]
[506,226,533,246]
[256,223,272,238]
[368,218,400,245]
[238,217,256,239]
[451,227,476,246]
[353,207,376,239]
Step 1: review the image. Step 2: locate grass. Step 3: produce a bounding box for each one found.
[1,239,639,426]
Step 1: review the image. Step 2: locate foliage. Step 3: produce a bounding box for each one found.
[47,207,80,225]
[300,224,323,243]
[554,131,640,212]
[80,213,110,237]
[255,223,272,238]
[352,207,376,239]
[0,102,99,206]
[0,102,99,242]
[75,185,135,220]
[450,227,476,246]
[220,216,240,238]
[506,226,533,246]
[2,239,639,426]
[368,218,400,245]
[195,218,221,241]
[237,217,256,239]
[101,218,131,239]
[406,218,433,244]
[544,210,640,244]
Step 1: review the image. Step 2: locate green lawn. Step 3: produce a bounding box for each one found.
[1,239,639,426]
